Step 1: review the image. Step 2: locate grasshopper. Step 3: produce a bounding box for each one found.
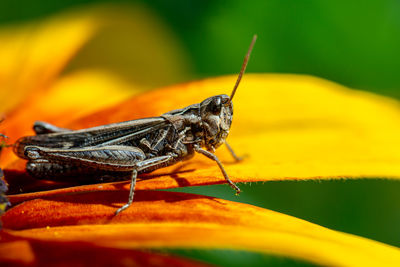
[14,35,257,215]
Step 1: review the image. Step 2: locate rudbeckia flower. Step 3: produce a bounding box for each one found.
[1,4,400,267]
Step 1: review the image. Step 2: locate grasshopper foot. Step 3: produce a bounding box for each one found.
[115,203,131,215]
[231,182,241,195]
[233,154,249,162]
[234,187,241,195]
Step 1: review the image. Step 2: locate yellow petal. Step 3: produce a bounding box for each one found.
[64,4,192,88]
[0,11,97,114]
[0,3,191,115]
[4,190,400,266]
[63,74,400,187]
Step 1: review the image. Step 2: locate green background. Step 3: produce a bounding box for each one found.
[1,1,399,266]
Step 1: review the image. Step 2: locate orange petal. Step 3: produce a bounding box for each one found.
[5,74,400,193]
[3,190,400,266]
[0,232,210,267]
[0,71,138,167]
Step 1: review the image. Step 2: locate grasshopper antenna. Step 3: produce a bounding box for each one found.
[229,34,257,103]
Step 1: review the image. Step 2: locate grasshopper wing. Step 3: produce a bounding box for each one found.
[14,117,169,159]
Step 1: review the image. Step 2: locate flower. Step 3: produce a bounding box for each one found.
[1,4,400,267]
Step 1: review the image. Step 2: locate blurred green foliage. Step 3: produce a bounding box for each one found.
[1,0,399,98]
[166,179,400,266]
[1,1,399,266]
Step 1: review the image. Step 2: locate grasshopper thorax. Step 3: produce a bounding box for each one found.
[199,94,233,152]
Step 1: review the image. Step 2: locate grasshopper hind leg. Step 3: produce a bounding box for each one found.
[24,145,174,215]
[115,169,137,215]
[27,162,82,179]
[33,121,70,135]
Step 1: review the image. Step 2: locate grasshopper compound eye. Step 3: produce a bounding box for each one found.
[209,97,222,114]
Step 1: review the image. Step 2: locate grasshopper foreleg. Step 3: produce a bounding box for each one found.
[194,145,241,194]
[224,141,245,162]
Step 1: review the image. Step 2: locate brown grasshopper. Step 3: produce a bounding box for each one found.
[14,35,257,215]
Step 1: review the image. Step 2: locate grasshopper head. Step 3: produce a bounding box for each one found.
[200,94,233,151]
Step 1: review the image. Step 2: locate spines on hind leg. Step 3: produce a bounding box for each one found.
[27,162,89,179]
[26,162,130,182]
